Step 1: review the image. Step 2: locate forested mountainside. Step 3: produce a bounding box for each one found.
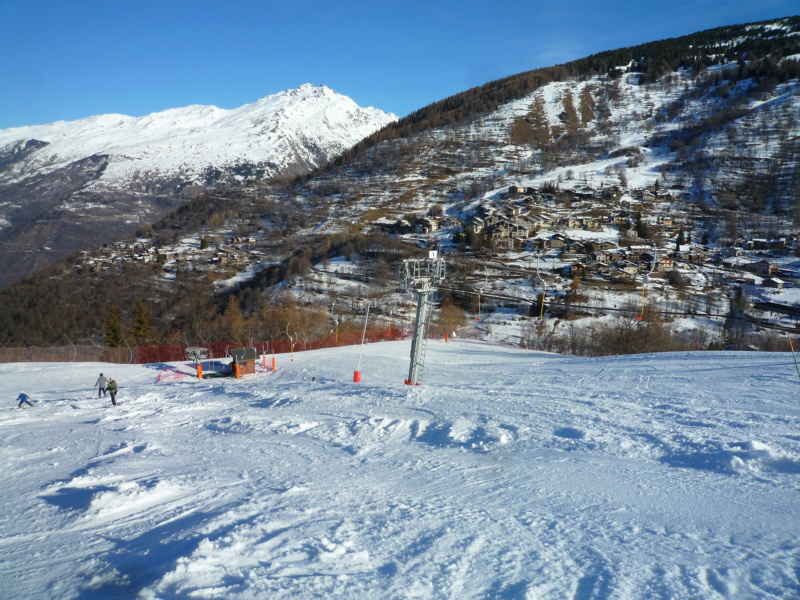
[1,16,799,354]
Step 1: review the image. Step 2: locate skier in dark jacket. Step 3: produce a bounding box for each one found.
[16,392,34,408]
[107,379,119,406]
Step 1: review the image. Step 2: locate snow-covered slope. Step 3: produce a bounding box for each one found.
[2,340,799,598]
[0,84,397,185]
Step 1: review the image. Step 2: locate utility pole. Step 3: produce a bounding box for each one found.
[402,251,446,385]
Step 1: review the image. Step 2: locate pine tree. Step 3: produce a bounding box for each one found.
[130,301,156,346]
[105,305,123,347]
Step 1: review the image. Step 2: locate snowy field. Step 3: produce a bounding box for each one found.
[2,340,800,599]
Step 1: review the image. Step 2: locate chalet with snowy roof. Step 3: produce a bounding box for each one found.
[483,213,503,227]
[588,262,611,276]
[525,214,555,229]
[748,239,769,250]
[655,257,674,272]
[594,250,613,264]
[569,263,588,277]
[657,215,673,227]
[681,247,707,263]
[487,221,511,240]
[510,222,532,239]
[609,213,629,225]
[610,263,637,282]
[467,216,485,233]
[499,203,524,217]
[413,218,439,234]
[770,238,787,251]
[595,241,618,251]
[563,241,586,256]
[609,249,626,262]
[741,259,777,276]
[626,248,645,262]
[763,277,784,289]
[382,219,412,234]
[493,237,515,250]
[585,218,602,230]
[572,187,595,199]
[721,256,749,270]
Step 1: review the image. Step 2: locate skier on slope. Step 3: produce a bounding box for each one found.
[16,392,35,409]
[107,378,119,406]
[95,373,109,398]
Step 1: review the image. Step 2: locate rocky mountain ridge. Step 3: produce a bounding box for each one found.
[0,84,396,288]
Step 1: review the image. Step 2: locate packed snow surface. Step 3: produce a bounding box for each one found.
[2,341,800,599]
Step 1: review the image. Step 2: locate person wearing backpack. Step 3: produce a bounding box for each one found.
[107,379,119,406]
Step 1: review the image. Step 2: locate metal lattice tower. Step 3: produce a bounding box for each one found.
[402,251,446,385]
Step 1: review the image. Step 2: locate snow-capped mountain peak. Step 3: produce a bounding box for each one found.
[0,84,397,184]
[0,85,397,288]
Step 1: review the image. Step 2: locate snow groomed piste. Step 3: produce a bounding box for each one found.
[2,339,800,598]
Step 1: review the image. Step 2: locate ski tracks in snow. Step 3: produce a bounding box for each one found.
[3,346,800,598]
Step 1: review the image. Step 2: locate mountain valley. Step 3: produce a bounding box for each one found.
[1,17,799,354]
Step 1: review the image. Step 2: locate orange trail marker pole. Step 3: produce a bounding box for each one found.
[354,301,370,382]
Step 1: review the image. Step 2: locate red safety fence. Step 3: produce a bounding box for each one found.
[0,327,410,365]
[136,326,409,364]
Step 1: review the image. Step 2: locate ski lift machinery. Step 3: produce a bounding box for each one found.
[402,251,446,385]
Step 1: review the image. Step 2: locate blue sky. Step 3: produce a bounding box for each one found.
[1,0,797,129]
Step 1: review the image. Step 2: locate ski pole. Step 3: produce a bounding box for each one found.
[787,333,800,383]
